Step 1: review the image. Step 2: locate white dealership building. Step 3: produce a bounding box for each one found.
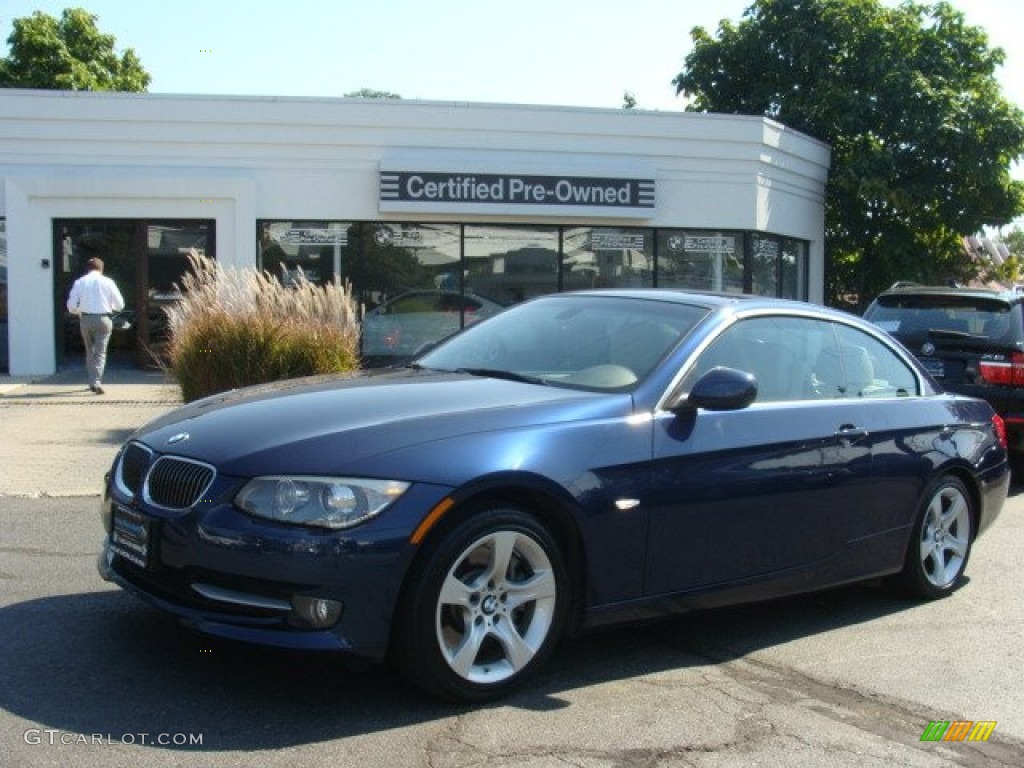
[0,89,830,375]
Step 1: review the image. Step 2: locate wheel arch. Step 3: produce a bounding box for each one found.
[398,471,589,635]
[895,463,981,561]
[887,464,979,599]
[935,463,983,540]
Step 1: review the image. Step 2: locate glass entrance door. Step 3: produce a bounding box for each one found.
[54,219,215,368]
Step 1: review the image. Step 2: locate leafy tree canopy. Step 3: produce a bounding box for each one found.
[674,0,1024,307]
[0,8,149,91]
[1003,227,1024,258]
[993,227,1024,284]
[344,88,402,99]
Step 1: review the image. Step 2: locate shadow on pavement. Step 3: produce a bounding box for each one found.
[0,580,927,753]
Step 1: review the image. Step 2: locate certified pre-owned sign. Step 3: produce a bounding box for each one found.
[379,171,655,215]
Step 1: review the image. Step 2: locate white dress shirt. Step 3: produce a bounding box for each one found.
[67,270,126,315]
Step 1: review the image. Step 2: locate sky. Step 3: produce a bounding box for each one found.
[2,0,1023,114]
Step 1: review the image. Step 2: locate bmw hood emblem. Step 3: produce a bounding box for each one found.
[166,432,190,446]
[921,342,936,355]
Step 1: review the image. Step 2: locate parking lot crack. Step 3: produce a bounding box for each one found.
[708,655,1024,767]
[423,699,779,767]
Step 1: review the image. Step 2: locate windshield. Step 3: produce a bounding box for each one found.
[417,295,707,391]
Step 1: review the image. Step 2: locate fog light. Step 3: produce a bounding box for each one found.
[291,595,343,628]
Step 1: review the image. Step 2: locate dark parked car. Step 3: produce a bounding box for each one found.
[99,290,1009,701]
[864,284,1024,460]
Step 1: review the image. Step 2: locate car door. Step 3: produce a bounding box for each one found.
[828,321,934,543]
[644,314,877,595]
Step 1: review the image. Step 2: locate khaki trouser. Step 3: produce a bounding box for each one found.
[79,313,113,387]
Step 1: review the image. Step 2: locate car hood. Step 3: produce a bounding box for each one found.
[133,369,629,477]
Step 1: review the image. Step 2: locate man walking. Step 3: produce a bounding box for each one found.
[66,257,125,395]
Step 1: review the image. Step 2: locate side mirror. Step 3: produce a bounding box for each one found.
[669,366,758,413]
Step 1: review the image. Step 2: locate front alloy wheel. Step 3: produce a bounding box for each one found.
[894,475,974,599]
[436,529,557,684]
[396,507,568,701]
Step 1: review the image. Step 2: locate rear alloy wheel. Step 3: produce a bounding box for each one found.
[894,476,974,599]
[396,507,568,702]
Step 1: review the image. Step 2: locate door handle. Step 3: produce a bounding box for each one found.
[835,424,869,443]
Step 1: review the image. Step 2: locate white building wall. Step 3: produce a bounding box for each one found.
[0,89,830,376]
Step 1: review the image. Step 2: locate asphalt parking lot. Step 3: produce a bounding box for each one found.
[1,366,1022,766]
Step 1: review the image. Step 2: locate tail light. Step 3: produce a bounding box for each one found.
[978,351,1024,386]
[992,413,1008,449]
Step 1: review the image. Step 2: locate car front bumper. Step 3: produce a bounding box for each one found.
[98,482,454,660]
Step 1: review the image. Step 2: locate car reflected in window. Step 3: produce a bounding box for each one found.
[361,290,506,367]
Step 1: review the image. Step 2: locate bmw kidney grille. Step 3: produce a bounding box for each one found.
[115,441,216,510]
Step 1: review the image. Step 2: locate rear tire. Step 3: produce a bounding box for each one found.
[394,506,568,702]
[892,475,974,599]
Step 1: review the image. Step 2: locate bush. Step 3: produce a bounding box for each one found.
[164,254,361,402]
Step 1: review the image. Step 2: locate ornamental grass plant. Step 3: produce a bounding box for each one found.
[164,253,360,403]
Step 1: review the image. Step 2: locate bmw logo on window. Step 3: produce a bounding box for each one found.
[374,226,395,246]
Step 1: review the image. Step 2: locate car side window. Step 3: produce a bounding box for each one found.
[824,324,918,399]
[683,316,919,403]
[682,315,828,403]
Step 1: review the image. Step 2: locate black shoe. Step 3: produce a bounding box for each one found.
[94,386,105,395]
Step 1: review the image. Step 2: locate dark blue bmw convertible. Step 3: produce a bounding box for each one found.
[98,290,1009,701]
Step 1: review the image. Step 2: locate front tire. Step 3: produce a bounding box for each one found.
[394,506,568,702]
[892,475,974,599]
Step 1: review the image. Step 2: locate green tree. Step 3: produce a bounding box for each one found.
[0,8,150,91]
[995,227,1024,283]
[674,0,1024,308]
[344,88,402,99]
[1003,227,1024,259]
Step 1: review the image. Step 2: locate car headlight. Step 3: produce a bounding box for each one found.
[235,476,410,529]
